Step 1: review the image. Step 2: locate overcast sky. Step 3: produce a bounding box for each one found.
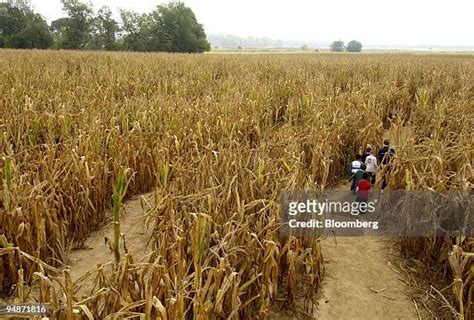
[29,0,474,46]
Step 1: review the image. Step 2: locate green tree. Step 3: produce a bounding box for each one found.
[330,40,345,52]
[148,2,210,53]
[346,40,362,52]
[89,6,119,50]
[0,0,53,49]
[119,2,209,53]
[51,0,93,49]
[119,9,153,52]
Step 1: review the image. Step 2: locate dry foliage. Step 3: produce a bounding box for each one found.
[0,50,472,319]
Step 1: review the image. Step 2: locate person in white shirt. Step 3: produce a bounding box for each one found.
[364,147,377,184]
[361,145,372,163]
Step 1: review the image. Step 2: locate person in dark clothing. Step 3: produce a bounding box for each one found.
[378,139,391,164]
[349,163,366,194]
[377,140,395,191]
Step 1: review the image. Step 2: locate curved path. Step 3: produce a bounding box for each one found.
[315,234,422,319]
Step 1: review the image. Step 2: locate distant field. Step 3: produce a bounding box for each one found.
[0,50,472,319]
[209,48,474,55]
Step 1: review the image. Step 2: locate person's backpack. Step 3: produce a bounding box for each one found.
[349,160,361,174]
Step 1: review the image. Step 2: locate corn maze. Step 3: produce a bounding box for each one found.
[0,50,472,319]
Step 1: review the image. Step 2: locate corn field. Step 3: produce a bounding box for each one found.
[0,50,472,319]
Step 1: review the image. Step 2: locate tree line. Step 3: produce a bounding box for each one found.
[330,40,362,52]
[0,0,211,53]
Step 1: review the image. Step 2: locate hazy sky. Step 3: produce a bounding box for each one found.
[29,0,474,46]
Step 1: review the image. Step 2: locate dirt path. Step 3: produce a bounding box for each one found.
[66,192,154,294]
[314,126,422,319]
[315,237,422,320]
[270,184,424,320]
[316,232,423,320]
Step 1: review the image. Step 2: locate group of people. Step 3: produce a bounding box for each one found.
[349,139,396,202]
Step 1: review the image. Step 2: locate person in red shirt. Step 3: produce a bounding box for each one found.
[356,172,371,205]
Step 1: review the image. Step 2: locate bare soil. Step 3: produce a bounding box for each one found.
[66,192,154,296]
[315,235,424,320]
